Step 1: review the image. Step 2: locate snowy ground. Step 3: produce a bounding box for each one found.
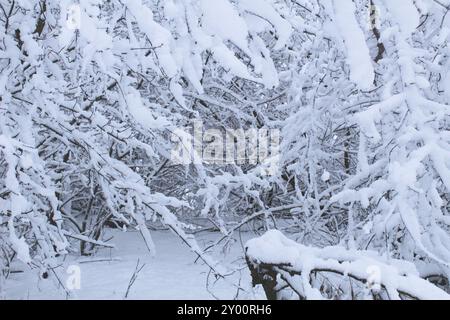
[4,229,262,300]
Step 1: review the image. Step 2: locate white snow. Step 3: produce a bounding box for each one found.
[321,170,330,182]
[125,89,170,130]
[383,0,420,37]
[4,230,257,300]
[332,0,375,89]
[2,0,450,301]
[246,230,450,300]
[239,0,292,50]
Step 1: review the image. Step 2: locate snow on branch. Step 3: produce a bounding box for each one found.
[330,0,375,89]
[246,230,450,300]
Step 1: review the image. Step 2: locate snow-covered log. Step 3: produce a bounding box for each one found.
[246,230,450,300]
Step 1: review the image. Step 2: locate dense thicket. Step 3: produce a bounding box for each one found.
[0,0,449,298]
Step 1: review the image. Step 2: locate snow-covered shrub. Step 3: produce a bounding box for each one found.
[0,0,291,278]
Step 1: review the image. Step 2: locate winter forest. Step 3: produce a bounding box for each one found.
[0,0,450,300]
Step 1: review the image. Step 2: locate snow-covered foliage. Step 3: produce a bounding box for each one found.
[0,0,449,299]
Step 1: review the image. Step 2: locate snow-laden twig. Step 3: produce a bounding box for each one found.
[62,231,115,249]
[124,259,146,299]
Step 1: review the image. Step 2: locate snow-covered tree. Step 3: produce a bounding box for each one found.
[331,0,450,282]
[0,0,449,300]
[0,0,291,289]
